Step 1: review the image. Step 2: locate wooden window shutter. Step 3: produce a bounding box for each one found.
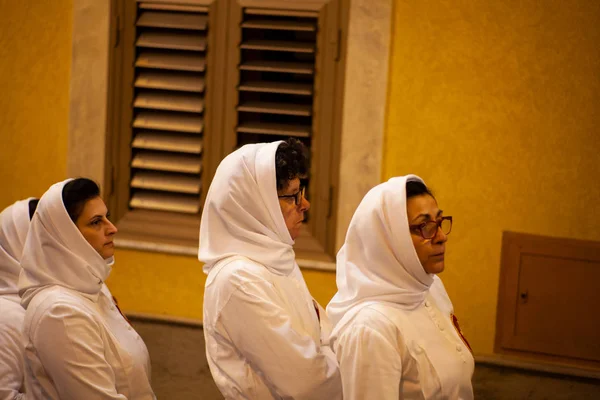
[108,0,344,257]
[108,0,229,248]
[129,2,209,215]
[222,0,343,259]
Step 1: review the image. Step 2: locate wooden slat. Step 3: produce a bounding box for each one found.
[241,20,316,32]
[138,3,209,13]
[133,111,203,133]
[137,11,208,30]
[237,122,311,138]
[136,52,206,72]
[132,131,203,154]
[131,151,202,174]
[131,171,201,194]
[241,40,315,53]
[134,92,204,113]
[135,71,205,92]
[130,191,200,214]
[245,9,318,18]
[239,81,312,95]
[238,101,311,117]
[137,32,207,51]
[240,60,313,74]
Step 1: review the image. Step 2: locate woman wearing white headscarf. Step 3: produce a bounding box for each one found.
[200,139,342,399]
[0,198,37,400]
[18,178,155,400]
[327,175,474,399]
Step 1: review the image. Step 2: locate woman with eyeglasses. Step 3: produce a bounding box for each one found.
[200,139,341,399]
[327,175,474,399]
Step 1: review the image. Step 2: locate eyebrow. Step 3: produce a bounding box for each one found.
[411,209,443,224]
[282,184,300,195]
[89,212,107,221]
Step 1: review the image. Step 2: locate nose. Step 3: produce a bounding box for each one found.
[433,225,447,244]
[106,219,118,236]
[299,196,310,212]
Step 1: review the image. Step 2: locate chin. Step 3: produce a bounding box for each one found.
[289,229,301,241]
[425,262,445,275]
[101,250,115,259]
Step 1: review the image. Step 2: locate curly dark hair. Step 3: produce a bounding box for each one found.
[275,138,309,191]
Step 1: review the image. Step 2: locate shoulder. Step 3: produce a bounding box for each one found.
[338,305,402,348]
[25,287,100,336]
[28,286,89,312]
[208,257,276,292]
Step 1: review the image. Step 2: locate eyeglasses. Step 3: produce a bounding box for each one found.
[278,186,306,206]
[409,216,452,239]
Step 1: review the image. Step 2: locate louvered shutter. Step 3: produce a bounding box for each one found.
[235,8,317,146]
[129,2,208,214]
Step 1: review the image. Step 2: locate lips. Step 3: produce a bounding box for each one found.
[104,241,114,247]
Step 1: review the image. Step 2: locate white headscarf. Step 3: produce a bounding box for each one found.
[0,198,35,296]
[198,141,296,275]
[327,175,435,335]
[18,179,113,308]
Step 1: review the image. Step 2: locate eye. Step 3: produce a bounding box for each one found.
[91,219,101,226]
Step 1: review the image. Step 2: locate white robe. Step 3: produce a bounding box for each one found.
[18,179,155,400]
[199,142,342,399]
[0,199,34,400]
[22,284,154,400]
[332,278,474,399]
[327,176,474,399]
[0,295,26,400]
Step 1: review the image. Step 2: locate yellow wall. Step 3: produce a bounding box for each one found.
[385,0,600,354]
[0,0,73,205]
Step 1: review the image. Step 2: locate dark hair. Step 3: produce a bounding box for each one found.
[28,199,39,220]
[275,138,309,191]
[62,178,101,223]
[406,180,434,200]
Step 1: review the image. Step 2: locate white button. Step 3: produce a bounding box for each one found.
[456,344,462,352]
[425,301,431,308]
[437,324,444,331]
[127,325,132,331]
[110,305,115,310]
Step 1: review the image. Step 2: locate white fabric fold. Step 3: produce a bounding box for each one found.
[0,198,34,296]
[18,179,112,308]
[327,175,434,336]
[198,141,296,276]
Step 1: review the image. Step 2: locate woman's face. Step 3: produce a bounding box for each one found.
[75,196,118,259]
[406,194,448,274]
[278,178,310,240]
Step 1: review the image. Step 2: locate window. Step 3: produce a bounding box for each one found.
[106,0,348,261]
